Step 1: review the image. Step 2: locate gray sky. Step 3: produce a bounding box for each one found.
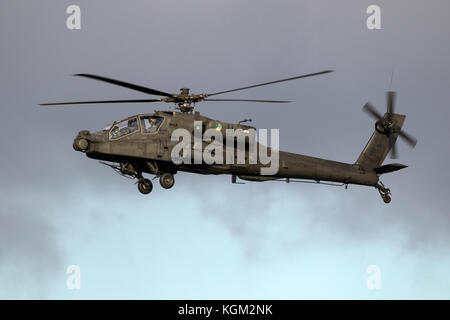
[1,0,450,298]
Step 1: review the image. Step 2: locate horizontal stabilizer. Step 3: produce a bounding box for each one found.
[374,163,408,175]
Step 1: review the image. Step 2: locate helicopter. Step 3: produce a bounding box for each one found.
[40,70,417,203]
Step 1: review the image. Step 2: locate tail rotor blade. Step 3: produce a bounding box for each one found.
[387,91,396,114]
[389,134,398,159]
[399,130,418,148]
[362,102,383,120]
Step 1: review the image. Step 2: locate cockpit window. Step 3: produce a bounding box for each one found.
[109,117,139,140]
[140,116,164,134]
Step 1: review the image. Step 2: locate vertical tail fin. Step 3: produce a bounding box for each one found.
[356,114,405,169]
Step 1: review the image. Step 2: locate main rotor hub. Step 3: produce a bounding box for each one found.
[180,88,190,95]
[173,88,208,113]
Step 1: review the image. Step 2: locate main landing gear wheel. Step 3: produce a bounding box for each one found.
[138,178,153,194]
[159,173,175,189]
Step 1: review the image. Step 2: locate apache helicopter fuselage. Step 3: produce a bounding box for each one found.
[42,71,417,202]
[74,109,395,192]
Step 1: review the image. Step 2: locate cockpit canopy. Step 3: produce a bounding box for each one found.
[140,115,164,134]
[109,115,164,140]
[109,117,138,140]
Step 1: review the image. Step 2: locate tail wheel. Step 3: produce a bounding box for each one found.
[138,178,153,194]
[376,181,392,204]
[160,173,175,189]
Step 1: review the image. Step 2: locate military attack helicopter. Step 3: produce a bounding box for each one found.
[41,70,417,203]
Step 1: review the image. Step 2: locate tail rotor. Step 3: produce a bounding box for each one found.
[362,91,417,159]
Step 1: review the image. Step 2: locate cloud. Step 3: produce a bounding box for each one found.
[192,176,450,263]
[0,199,64,298]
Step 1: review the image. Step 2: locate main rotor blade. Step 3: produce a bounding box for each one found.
[40,99,161,106]
[399,129,418,148]
[389,134,398,159]
[387,91,396,114]
[207,70,334,97]
[74,74,173,97]
[362,102,383,120]
[204,98,291,103]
